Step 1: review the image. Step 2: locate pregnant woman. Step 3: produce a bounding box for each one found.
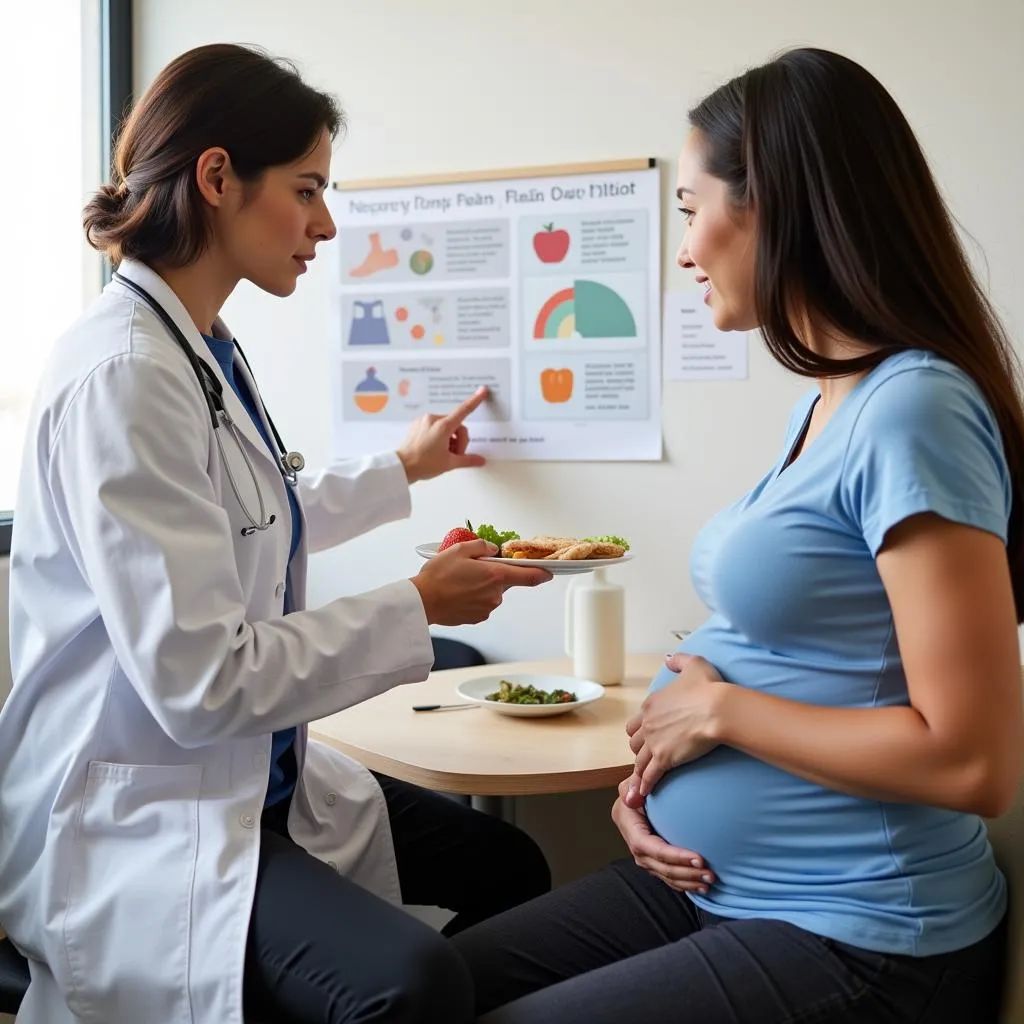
[450,47,1023,1024]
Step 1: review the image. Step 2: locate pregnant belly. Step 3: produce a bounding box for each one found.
[645,628,916,893]
[643,748,896,891]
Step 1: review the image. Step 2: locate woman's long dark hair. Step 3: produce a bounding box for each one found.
[690,47,1024,619]
[84,43,343,267]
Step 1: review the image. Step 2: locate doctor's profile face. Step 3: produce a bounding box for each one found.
[205,127,338,298]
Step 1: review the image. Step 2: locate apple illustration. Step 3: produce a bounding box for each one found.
[533,223,570,263]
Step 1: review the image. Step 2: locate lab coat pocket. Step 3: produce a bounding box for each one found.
[63,761,203,1024]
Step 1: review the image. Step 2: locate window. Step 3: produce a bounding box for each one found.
[0,0,131,554]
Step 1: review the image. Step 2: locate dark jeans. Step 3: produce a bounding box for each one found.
[451,857,1008,1024]
[242,774,551,1024]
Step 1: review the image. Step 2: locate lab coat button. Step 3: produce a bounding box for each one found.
[275,581,286,598]
[324,792,338,807]
[327,860,338,871]
[240,813,255,829]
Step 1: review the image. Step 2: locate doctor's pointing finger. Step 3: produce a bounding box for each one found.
[397,385,491,481]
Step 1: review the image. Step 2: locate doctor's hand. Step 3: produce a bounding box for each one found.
[397,387,490,484]
[612,778,716,894]
[411,539,552,625]
[623,653,727,807]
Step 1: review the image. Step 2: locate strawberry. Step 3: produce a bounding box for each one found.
[438,520,478,552]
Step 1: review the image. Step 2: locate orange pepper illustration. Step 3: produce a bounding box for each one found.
[540,368,573,403]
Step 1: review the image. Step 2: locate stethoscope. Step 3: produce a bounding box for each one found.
[112,272,305,536]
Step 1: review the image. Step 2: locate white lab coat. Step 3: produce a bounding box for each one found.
[0,260,435,1023]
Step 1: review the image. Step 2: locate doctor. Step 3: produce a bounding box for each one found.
[0,43,552,1024]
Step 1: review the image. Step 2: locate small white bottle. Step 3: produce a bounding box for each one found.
[564,568,625,685]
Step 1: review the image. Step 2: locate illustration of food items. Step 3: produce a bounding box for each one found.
[540,368,573,404]
[350,298,446,349]
[436,521,629,560]
[409,250,434,275]
[532,223,570,264]
[396,300,445,345]
[353,367,389,414]
[348,228,435,279]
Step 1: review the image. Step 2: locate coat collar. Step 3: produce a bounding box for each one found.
[108,260,278,473]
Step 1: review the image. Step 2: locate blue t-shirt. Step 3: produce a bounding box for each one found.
[645,349,1010,956]
[203,336,301,809]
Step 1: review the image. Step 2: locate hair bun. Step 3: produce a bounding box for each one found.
[96,182,129,214]
[83,181,132,257]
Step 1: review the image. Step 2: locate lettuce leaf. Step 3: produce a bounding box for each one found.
[474,523,520,546]
[584,534,630,550]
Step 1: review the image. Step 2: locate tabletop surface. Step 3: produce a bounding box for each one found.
[310,653,664,796]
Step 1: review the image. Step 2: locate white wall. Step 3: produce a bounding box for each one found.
[134,0,1024,662]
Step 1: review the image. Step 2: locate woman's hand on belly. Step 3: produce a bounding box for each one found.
[612,778,716,894]
[626,653,728,803]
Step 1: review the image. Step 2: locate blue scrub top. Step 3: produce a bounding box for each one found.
[203,335,300,809]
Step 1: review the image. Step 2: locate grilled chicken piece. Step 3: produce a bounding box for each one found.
[501,537,626,560]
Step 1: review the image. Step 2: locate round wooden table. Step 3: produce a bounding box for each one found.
[310,653,663,800]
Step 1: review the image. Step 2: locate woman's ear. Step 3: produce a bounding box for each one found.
[195,147,236,208]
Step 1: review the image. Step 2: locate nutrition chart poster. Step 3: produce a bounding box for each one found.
[328,159,662,461]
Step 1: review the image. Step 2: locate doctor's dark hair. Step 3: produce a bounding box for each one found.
[688,47,1024,620]
[83,43,343,266]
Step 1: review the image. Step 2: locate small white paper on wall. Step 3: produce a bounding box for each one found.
[662,292,748,381]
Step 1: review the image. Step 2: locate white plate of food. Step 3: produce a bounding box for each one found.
[455,674,605,717]
[415,534,634,576]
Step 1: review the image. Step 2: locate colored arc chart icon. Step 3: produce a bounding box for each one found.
[533,279,637,339]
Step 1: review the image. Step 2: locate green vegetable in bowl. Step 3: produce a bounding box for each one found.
[473,523,520,547]
[486,680,577,705]
[584,534,630,550]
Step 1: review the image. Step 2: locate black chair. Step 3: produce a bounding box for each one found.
[0,934,29,1014]
[430,635,486,671]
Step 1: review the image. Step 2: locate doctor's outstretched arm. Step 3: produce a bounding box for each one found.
[49,350,534,748]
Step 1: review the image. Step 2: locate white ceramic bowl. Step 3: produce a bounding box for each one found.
[455,674,605,717]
